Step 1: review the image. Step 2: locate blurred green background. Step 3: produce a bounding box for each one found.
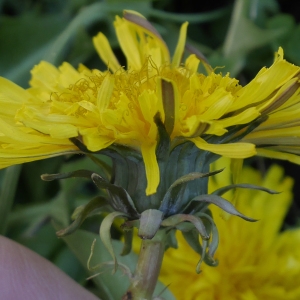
[1,0,300,298]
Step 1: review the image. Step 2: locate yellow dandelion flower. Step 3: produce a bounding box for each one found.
[1,11,300,195]
[159,158,300,300]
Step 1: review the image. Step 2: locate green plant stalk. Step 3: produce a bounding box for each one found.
[122,230,166,300]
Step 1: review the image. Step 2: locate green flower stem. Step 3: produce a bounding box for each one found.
[122,230,166,300]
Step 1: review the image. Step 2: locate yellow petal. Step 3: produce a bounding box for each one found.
[58,62,82,87]
[114,16,142,70]
[82,129,114,152]
[185,54,200,74]
[199,88,233,120]
[214,107,260,128]
[190,137,256,158]
[97,74,115,113]
[264,145,300,155]
[172,22,188,67]
[189,73,201,91]
[0,144,78,169]
[29,61,60,90]
[141,143,159,195]
[230,58,300,111]
[0,77,33,104]
[49,124,78,139]
[243,126,300,145]
[138,90,160,138]
[257,148,300,164]
[0,117,46,144]
[123,10,170,64]
[93,32,120,73]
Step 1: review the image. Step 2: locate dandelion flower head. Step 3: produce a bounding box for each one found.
[1,11,300,196]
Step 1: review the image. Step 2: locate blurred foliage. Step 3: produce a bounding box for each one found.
[1,0,300,298]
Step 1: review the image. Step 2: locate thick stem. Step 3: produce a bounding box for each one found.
[122,230,166,300]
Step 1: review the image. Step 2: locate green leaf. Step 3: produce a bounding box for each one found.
[43,2,107,65]
[0,13,69,86]
[148,6,229,23]
[0,165,22,234]
[17,223,62,258]
[61,228,135,299]
[267,14,295,46]
[103,0,152,16]
[285,24,300,65]
[7,190,71,230]
[52,246,87,283]
[223,0,286,59]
